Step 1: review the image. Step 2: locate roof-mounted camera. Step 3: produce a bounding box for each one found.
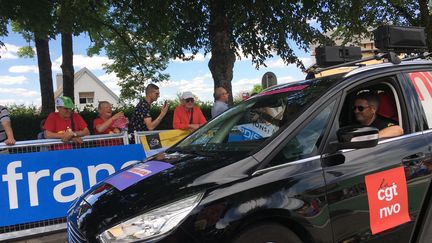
[316,46,362,67]
[373,25,427,53]
[309,25,430,77]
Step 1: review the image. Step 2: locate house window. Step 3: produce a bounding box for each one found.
[79,92,95,104]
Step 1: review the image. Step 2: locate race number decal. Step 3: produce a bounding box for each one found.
[365,166,410,234]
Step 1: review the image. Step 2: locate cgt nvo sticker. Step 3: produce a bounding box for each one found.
[365,166,410,234]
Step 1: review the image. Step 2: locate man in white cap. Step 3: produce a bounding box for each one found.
[173,91,207,131]
[44,96,90,146]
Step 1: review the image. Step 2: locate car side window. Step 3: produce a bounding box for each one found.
[406,71,432,129]
[338,77,405,138]
[267,101,335,167]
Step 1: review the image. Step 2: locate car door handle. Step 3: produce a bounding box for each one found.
[402,153,426,163]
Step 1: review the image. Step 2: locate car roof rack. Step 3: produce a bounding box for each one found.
[308,25,429,77]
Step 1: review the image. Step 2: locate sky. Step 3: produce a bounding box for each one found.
[0,27,315,107]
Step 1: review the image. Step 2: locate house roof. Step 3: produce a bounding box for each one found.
[54,67,120,103]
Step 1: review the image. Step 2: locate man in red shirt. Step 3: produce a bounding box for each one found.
[44,96,90,148]
[173,91,207,131]
[93,101,128,135]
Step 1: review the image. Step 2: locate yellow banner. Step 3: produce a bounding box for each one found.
[140,129,190,151]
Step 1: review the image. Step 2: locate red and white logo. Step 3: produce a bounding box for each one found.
[365,166,410,234]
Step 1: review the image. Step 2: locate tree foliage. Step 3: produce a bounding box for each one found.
[87,0,331,103]
[87,1,172,101]
[2,0,57,114]
[318,0,432,50]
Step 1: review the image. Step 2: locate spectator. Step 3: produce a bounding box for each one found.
[129,84,169,135]
[211,87,229,118]
[0,105,16,146]
[37,119,46,139]
[173,91,207,131]
[44,96,90,144]
[353,91,403,138]
[93,101,128,134]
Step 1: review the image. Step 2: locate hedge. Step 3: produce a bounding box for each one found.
[9,103,213,141]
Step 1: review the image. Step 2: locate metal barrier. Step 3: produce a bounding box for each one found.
[0,133,129,241]
[0,133,129,154]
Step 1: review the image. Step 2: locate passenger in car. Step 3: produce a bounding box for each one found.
[353,91,404,138]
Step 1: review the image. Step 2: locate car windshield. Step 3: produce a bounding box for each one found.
[169,76,342,157]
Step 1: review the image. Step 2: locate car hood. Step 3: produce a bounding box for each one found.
[69,150,259,239]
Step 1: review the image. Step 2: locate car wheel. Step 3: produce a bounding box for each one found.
[232,223,302,243]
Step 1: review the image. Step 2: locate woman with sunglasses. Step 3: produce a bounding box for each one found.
[173,91,207,132]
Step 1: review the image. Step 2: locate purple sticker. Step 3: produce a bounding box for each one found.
[106,161,173,191]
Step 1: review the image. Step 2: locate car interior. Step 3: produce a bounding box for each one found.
[339,78,403,134]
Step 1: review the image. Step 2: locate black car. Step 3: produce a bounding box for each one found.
[67,28,432,243]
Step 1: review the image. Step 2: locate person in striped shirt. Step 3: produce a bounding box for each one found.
[0,105,16,145]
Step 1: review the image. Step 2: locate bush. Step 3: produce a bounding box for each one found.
[9,102,213,141]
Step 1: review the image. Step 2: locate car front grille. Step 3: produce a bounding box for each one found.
[67,221,87,243]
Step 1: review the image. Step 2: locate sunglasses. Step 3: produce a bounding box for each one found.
[353,105,370,112]
[185,98,195,103]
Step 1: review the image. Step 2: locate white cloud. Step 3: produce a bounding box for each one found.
[52,55,114,72]
[160,73,215,101]
[8,65,39,73]
[265,56,314,69]
[265,58,286,68]
[232,78,260,93]
[0,75,27,85]
[0,97,41,106]
[0,43,20,60]
[171,53,207,63]
[278,75,297,84]
[0,87,39,97]
[98,73,121,95]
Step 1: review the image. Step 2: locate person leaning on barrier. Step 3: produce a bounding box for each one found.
[44,96,90,144]
[353,91,403,138]
[173,91,207,132]
[37,119,46,139]
[211,87,230,118]
[94,101,128,134]
[0,105,16,146]
[130,84,169,134]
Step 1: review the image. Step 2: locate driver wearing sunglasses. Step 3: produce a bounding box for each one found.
[353,91,403,138]
[173,91,207,131]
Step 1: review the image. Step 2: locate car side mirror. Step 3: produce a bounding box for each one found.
[335,125,379,150]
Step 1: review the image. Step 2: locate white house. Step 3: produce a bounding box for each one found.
[54,67,121,110]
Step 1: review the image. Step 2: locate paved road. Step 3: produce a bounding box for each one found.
[10,231,67,243]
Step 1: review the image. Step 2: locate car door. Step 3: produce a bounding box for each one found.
[322,73,431,242]
[402,70,432,242]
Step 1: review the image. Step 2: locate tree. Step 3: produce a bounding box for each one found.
[1,1,108,112]
[56,0,107,103]
[318,0,432,51]
[87,1,170,101]
[251,84,263,95]
[5,1,57,115]
[88,0,330,103]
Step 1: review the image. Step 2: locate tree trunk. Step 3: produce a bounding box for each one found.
[61,32,75,102]
[35,37,55,115]
[208,0,235,105]
[418,0,432,51]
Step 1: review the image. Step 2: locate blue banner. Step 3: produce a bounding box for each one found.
[0,144,146,227]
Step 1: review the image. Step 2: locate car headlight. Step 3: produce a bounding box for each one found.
[97,192,203,242]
